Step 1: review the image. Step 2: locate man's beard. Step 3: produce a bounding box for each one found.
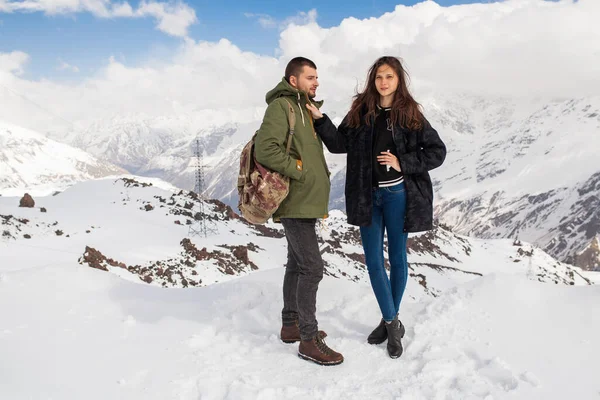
[301,85,316,99]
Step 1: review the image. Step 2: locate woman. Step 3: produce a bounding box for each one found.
[306,56,446,359]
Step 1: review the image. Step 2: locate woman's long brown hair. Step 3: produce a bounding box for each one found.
[347,56,423,131]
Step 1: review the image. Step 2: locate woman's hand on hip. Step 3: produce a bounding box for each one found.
[377,151,401,172]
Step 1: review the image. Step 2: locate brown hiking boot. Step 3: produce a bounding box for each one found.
[298,335,344,366]
[280,322,327,344]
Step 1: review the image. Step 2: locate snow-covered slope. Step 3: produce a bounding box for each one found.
[1,177,597,399]
[0,177,591,292]
[0,246,598,399]
[0,121,126,196]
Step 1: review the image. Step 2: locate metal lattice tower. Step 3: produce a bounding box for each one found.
[188,137,216,237]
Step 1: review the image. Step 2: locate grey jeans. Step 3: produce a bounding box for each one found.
[280,218,324,341]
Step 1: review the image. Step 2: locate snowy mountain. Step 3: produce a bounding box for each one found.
[42,94,600,270]
[47,110,264,205]
[0,121,126,196]
[1,177,598,399]
[428,95,600,271]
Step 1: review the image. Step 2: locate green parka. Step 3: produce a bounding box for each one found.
[254,78,330,220]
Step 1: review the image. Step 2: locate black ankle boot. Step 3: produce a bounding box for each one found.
[367,318,388,344]
[385,317,405,359]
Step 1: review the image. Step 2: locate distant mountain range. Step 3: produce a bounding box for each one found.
[2,93,598,270]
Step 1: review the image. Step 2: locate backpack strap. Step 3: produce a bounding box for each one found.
[282,99,296,155]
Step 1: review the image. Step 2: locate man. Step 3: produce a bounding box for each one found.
[254,57,344,366]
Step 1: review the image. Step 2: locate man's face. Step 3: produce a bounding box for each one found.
[290,66,319,99]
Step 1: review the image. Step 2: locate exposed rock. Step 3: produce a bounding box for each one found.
[78,246,127,271]
[206,199,240,220]
[19,193,35,208]
[247,242,262,252]
[75,237,263,288]
[252,224,285,238]
[79,246,109,271]
[346,253,366,264]
[220,245,259,270]
[575,236,600,271]
[517,247,534,257]
[181,238,211,260]
[119,178,153,188]
[407,228,465,261]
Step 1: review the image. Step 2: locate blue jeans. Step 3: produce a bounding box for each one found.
[359,182,408,322]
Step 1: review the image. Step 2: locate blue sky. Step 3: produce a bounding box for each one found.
[0,0,593,132]
[0,0,498,80]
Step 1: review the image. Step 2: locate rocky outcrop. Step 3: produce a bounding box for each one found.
[1,214,66,240]
[574,236,600,271]
[78,238,263,288]
[119,178,153,188]
[19,193,34,208]
[79,246,127,271]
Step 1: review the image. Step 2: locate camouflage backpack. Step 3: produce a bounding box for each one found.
[237,99,296,224]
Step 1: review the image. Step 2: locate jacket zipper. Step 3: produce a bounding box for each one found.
[369,116,374,190]
[306,94,330,179]
[297,92,306,127]
[391,124,408,233]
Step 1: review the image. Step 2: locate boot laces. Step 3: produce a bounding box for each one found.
[315,336,334,356]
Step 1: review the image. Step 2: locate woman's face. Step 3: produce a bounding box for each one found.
[375,64,399,98]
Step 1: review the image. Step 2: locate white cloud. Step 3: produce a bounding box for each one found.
[244,12,277,29]
[0,51,29,75]
[1,0,112,16]
[111,2,133,17]
[282,9,317,27]
[57,59,79,73]
[0,39,282,132]
[0,0,599,134]
[246,9,317,30]
[135,1,197,37]
[0,0,197,37]
[277,0,600,99]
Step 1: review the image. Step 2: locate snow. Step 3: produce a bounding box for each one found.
[0,121,126,196]
[1,261,598,399]
[583,271,600,284]
[1,178,598,399]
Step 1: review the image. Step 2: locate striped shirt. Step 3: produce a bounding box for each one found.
[373,105,404,188]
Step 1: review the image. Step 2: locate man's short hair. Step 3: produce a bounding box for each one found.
[285,57,317,82]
